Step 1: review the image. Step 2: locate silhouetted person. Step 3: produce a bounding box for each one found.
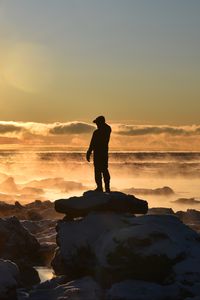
[86,116,111,193]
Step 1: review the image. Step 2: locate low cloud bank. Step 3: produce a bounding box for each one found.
[1,121,200,150]
[1,121,200,137]
[0,123,22,134]
[114,124,200,136]
[0,121,94,137]
[49,122,94,135]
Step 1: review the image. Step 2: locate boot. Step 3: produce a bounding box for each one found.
[105,181,111,193]
[94,186,103,192]
[94,182,103,192]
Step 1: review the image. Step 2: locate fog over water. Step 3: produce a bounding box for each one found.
[0,150,200,212]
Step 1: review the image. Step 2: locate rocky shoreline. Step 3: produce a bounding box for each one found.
[0,191,200,299]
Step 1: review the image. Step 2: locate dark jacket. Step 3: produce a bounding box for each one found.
[88,123,111,167]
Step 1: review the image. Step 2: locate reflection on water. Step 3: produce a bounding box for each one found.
[35,266,54,283]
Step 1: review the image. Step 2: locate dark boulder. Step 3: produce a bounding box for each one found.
[0,216,41,286]
[55,191,148,218]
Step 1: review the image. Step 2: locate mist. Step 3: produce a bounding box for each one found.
[0,150,199,212]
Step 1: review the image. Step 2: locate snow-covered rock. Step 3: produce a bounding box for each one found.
[106,280,182,300]
[55,191,148,218]
[0,259,20,300]
[52,212,128,276]
[95,214,200,284]
[52,212,200,287]
[20,276,102,300]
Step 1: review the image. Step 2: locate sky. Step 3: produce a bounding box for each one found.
[0,0,199,124]
[0,1,199,150]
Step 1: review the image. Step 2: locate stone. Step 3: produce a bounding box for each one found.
[23,276,102,300]
[52,212,200,287]
[0,216,41,286]
[148,207,175,215]
[106,280,182,300]
[55,191,148,218]
[0,259,20,300]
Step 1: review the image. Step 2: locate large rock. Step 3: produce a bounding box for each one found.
[95,215,199,285]
[52,212,200,287]
[106,280,182,300]
[0,217,41,286]
[148,207,175,215]
[0,199,60,220]
[0,216,40,262]
[176,209,200,233]
[52,212,128,277]
[54,191,148,218]
[0,259,20,300]
[18,276,102,300]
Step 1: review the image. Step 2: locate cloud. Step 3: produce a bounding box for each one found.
[114,124,200,136]
[1,121,200,150]
[49,122,95,135]
[1,121,200,138]
[0,122,22,134]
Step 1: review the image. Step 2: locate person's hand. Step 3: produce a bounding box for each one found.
[86,151,90,162]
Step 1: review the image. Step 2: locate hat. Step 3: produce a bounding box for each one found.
[93,115,105,124]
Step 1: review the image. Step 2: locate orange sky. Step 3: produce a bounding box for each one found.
[0,1,200,126]
[0,1,200,150]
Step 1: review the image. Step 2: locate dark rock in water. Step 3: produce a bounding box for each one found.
[15,201,23,209]
[0,201,16,211]
[27,209,43,221]
[54,191,148,218]
[176,209,200,233]
[148,207,175,215]
[0,199,60,220]
[123,186,175,196]
[172,198,200,205]
[176,209,200,223]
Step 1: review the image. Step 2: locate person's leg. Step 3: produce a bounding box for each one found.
[103,168,111,193]
[94,165,103,192]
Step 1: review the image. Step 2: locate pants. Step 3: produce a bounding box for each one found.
[94,165,110,189]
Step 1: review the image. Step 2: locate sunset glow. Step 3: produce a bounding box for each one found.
[0,0,199,126]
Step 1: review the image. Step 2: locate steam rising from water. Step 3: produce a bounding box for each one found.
[0,150,200,211]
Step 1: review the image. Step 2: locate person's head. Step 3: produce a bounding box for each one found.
[93,115,105,128]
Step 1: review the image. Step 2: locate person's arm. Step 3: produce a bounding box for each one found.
[86,131,95,162]
[105,125,111,144]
